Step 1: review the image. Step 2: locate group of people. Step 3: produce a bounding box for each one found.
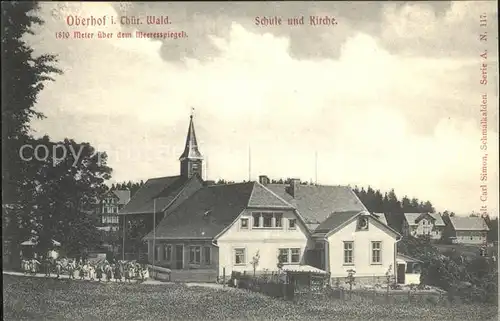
[21,257,149,283]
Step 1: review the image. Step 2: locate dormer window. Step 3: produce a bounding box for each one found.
[251,212,284,229]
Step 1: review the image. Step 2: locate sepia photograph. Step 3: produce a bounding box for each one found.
[2,1,499,320]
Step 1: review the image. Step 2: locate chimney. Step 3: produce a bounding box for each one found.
[204,180,216,186]
[259,175,270,185]
[288,178,300,198]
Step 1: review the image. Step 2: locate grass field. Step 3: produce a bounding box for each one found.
[3,274,498,321]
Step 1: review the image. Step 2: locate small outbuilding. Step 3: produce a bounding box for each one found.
[20,237,61,259]
[396,253,423,285]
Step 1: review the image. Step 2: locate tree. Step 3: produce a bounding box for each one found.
[2,2,62,265]
[250,250,260,276]
[28,138,111,256]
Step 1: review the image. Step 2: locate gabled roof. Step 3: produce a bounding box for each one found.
[144,182,256,239]
[315,211,361,232]
[247,182,293,208]
[449,216,489,231]
[144,182,298,240]
[112,190,131,205]
[372,212,388,225]
[179,115,203,161]
[404,212,445,226]
[118,176,189,215]
[265,184,367,226]
[397,253,423,263]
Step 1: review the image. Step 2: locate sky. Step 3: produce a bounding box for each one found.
[26,1,498,216]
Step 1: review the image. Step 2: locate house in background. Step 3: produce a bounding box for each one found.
[96,189,131,254]
[145,174,402,284]
[401,212,445,241]
[98,189,131,231]
[446,216,489,245]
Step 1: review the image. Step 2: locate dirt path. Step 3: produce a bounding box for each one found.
[2,270,232,289]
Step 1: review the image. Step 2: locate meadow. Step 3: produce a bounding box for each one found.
[3,274,498,321]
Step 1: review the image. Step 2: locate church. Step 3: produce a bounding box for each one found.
[119,115,406,284]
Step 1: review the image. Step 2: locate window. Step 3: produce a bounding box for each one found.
[252,213,260,227]
[371,241,381,264]
[155,245,161,261]
[164,245,172,261]
[275,213,283,227]
[203,247,211,264]
[234,248,246,265]
[263,213,273,227]
[343,242,354,264]
[289,219,297,229]
[290,248,300,263]
[241,218,249,229]
[278,249,288,263]
[251,212,284,228]
[278,248,301,264]
[189,246,201,264]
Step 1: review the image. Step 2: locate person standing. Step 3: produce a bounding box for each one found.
[96,264,103,282]
[105,265,112,282]
[114,263,122,282]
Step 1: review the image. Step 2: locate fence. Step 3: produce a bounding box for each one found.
[229,270,331,300]
[287,271,330,293]
[230,271,295,300]
[324,287,447,305]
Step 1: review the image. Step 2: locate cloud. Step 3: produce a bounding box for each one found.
[25,2,499,216]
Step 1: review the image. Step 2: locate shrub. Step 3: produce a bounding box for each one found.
[232,273,294,300]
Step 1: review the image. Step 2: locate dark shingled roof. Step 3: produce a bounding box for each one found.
[248,183,292,208]
[145,182,253,239]
[119,176,188,215]
[179,116,203,160]
[145,182,296,240]
[265,184,367,225]
[315,211,361,232]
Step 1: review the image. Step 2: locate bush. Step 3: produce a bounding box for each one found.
[232,273,294,300]
[421,254,497,304]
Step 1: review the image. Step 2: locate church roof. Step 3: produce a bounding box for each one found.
[118,176,188,215]
[179,115,203,161]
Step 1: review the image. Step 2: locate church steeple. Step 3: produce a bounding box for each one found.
[179,113,203,179]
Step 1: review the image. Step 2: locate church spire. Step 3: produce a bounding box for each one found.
[179,112,203,178]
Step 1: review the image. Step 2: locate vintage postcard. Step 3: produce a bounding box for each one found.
[2,1,499,320]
